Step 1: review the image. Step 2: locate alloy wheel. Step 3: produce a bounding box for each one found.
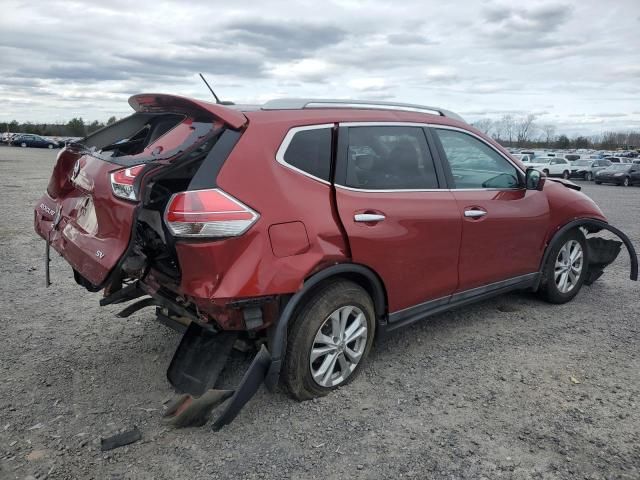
[586,172,593,181]
[623,177,630,187]
[309,305,368,387]
[554,240,584,294]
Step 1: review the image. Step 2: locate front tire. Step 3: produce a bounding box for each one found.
[20,142,27,148]
[284,280,375,401]
[622,177,630,187]
[47,144,53,149]
[585,172,593,181]
[543,169,550,176]
[595,181,602,185]
[562,170,570,179]
[539,229,588,304]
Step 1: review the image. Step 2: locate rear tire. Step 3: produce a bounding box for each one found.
[283,280,375,401]
[539,229,588,304]
[562,170,570,179]
[622,177,630,187]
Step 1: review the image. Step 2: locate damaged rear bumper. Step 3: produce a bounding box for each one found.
[101,282,274,430]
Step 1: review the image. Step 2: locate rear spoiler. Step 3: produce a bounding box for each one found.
[129,94,247,130]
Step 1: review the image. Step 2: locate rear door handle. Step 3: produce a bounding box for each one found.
[463,209,487,218]
[354,213,386,223]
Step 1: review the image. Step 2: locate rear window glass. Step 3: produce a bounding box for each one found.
[283,127,332,181]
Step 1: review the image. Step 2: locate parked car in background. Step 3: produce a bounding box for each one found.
[529,157,574,178]
[591,159,613,178]
[595,164,640,186]
[10,134,58,149]
[605,156,630,164]
[570,159,594,180]
[512,153,533,163]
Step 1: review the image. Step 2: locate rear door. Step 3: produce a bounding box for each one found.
[430,127,550,291]
[334,123,462,314]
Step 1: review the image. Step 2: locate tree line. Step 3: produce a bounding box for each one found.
[2,114,638,150]
[471,115,640,150]
[0,117,118,138]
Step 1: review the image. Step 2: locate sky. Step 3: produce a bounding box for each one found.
[1,0,639,136]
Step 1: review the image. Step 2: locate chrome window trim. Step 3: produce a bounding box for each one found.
[336,184,519,193]
[337,121,524,193]
[275,123,334,185]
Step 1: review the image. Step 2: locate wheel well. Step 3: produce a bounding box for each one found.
[331,270,388,321]
[284,265,389,332]
[535,218,638,290]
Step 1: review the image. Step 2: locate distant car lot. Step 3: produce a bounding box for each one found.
[0,146,638,479]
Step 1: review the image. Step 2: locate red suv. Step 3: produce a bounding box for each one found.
[34,94,637,428]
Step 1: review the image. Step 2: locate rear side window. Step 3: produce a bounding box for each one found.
[345,126,438,190]
[434,129,520,189]
[282,127,332,181]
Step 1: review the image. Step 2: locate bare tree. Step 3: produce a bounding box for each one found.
[541,124,556,146]
[497,115,515,145]
[515,114,536,146]
[472,119,494,137]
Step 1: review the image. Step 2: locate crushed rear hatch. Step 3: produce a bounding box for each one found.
[34,94,247,288]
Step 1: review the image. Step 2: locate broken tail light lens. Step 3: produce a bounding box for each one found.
[165,188,259,238]
[110,165,145,201]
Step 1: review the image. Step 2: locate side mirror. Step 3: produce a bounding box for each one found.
[525,168,546,191]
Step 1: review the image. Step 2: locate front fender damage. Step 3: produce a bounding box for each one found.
[584,237,623,285]
[537,219,638,291]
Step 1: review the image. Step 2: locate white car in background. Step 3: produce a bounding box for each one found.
[604,156,631,164]
[512,153,533,163]
[528,157,574,179]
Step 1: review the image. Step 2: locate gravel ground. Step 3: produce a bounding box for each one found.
[0,146,638,480]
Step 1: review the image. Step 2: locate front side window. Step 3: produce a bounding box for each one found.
[434,129,520,189]
[282,127,332,181]
[345,126,438,189]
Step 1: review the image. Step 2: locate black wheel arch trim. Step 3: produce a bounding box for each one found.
[264,262,387,390]
[535,218,638,290]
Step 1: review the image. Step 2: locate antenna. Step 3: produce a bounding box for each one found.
[199,73,221,104]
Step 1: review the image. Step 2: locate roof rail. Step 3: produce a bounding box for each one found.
[261,98,465,122]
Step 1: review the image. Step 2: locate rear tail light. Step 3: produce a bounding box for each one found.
[165,188,259,238]
[110,165,145,201]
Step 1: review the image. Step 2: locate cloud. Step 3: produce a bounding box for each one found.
[386,33,435,46]
[224,19,347,58]
[0,0,638,136]
[480,3,574,50]
[595,113,628,118]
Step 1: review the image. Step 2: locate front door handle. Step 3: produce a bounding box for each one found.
[464,209,487,218]
[354,213,386,223]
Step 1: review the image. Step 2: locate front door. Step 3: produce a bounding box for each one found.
[430,127,551,291]
[334,124,462,313]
